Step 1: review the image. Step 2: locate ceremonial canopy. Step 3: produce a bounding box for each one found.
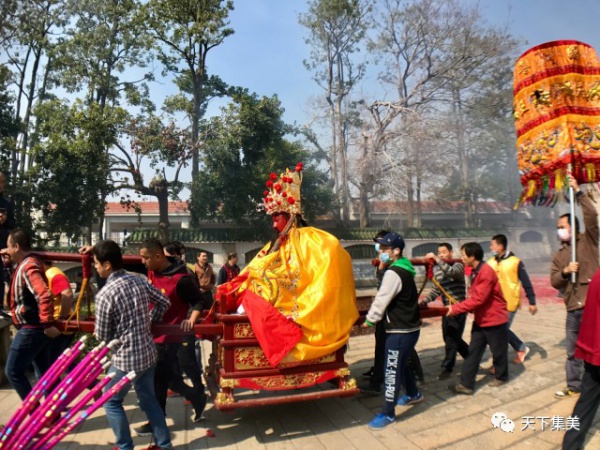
[514,40,600,204]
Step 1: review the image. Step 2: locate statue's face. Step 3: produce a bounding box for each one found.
[272,213,290,233]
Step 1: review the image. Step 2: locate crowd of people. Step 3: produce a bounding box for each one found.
[360,177,600,449]
[1,169,600,448]
[0,169,240,449]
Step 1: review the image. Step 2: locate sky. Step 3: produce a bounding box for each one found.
[137,0,600,201]
[174,0,600,126]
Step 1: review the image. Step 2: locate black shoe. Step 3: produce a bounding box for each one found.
[438,370,452,381]
[133,421,153,436]
[191,392,208,423]
[361,367,374,379]
[358,380,382,395]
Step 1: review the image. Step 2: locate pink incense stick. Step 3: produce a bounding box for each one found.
[13,360,109,449]
[31,366,114,450]
[41,371,136,450]
[38,336,89,396]
[11,348,111,449]
[0,336,88,449]
[63,355,109,406]
[6,339,116,450]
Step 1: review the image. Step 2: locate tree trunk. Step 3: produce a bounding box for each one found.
[336,98,349,225]
[192,86,201,182]
[453,87,474,227]
[327,98,340,221]
[406,170,415,228]
[416,171,422,228]
[358,183,370,228]
[97,214,104,241]
[12,47,31,179]
[157,191,170,242]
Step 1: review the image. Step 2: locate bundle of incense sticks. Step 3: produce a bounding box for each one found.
[0,337,134,450]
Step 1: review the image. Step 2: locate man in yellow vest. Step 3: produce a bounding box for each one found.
[488,234,537,366]
[43,261,74,364]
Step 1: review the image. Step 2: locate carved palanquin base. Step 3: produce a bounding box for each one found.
[219,367,355,391]
[206,309,359,410]
[232,346,337,371]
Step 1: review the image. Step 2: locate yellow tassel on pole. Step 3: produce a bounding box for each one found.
[527,180,537,198]
[586,163,596,182]
[555,170,565,191]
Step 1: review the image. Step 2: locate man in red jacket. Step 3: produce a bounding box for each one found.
[563,269,600,449]
[134,238,212,436]
[2,229,61,399]
[447,242,509,395]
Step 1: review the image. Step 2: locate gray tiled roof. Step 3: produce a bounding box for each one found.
[127,227,500,243]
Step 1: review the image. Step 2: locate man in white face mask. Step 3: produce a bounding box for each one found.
[550,177,599,400]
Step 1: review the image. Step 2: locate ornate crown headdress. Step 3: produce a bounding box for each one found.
[262,162,303,215]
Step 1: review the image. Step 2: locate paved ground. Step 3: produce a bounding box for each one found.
[1,281,600,449]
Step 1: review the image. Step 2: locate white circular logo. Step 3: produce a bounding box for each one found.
[491,412,508,428]
[500,418,516,433]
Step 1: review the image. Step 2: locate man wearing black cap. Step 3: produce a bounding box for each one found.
[362,232,423,430]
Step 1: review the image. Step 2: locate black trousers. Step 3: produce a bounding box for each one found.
[176,334,204,390]
[373,322,424,384]
[563,362,600,450]
[441,313,469,372]
[461,322,508,390]
[155,343,204,415]
[372,321,387,385]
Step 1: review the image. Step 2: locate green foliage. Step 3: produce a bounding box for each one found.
[300,0,371,225]
[109,115,192,241]
[56,0,154,111]
[300,0,370,84]
[32,99,127,240]
[188,92,334,229]
[142,0,235,176]
[0,65,20,168]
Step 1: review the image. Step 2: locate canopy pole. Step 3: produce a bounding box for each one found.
[568,164,577,283]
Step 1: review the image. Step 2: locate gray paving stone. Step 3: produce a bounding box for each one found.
[1,303,599,449]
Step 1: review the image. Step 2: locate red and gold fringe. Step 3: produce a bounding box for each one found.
[516,163,600,208]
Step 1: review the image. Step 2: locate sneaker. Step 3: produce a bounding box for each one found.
[438,370,452,380]
[449,383,474,395]
[368,413,395,430]
[397,391,424,406]
[141,446,172,450]
[191,392,208,422]
[361,367,374,379]
[554,387,581,400]
[133,421,153,437]
[191,412,206,422]
[166,389,180,398]
[358,380,382,395]
[513,346,530,364]
[489,378,507,387]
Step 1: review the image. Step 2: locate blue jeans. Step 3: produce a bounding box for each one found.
[5,327,52,400]
[104,364,172,450]
[382,330,420,417]
[507,310,526,352]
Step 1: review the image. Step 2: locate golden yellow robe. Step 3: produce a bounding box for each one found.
[228,225,358,364]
